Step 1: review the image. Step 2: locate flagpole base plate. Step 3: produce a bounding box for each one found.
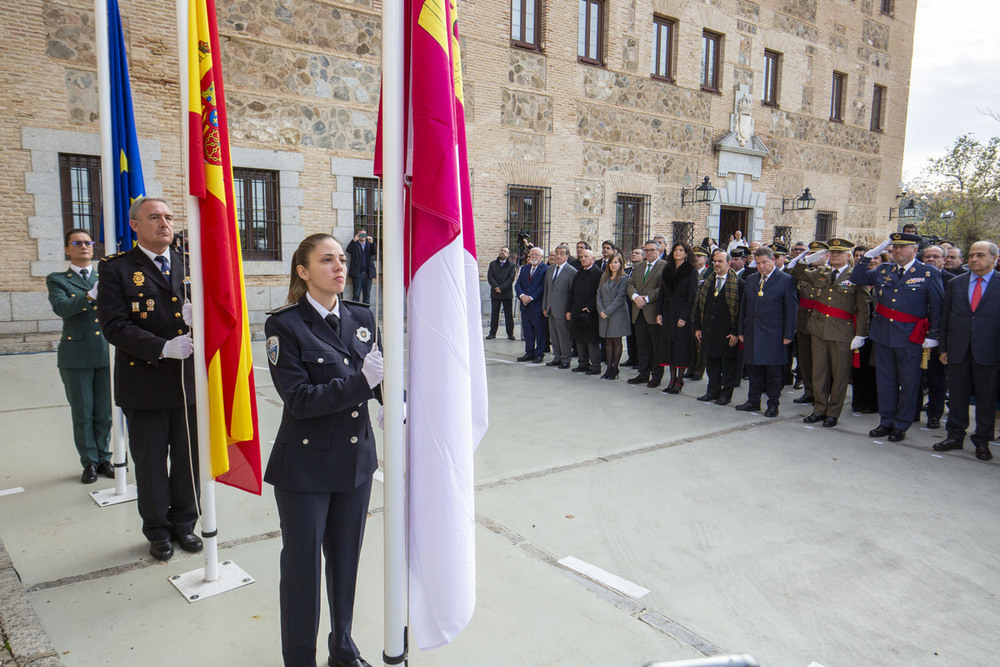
[168,560,255,603]
[89,484,138,507]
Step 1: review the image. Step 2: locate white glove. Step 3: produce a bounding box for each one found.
[787,253,803,268]
[850,336,866,350]
[182,302,193,326]
[87,282,99,300]
[748,259,757,268]
[804,250,828,265]
[162,334,194,359]
[362,345,383,388]
[865,238,892,258]
[922,338,938,349]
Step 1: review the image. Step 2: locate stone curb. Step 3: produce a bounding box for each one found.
[0,537,62,667]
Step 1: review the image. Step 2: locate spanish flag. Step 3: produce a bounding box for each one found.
[187,0,262,495]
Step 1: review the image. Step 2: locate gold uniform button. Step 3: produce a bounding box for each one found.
[67,336,72,340]
[94,331,100,335]
[175,312,180,318]
[94,318,99,322]
[350,436,358,444]
[172,297,178,302]
[302,438,309,445]
[177,329,183,334]
[129,361,135,366]
[70,293,76,297]
[892,299,896,302]
[351,411,359,418]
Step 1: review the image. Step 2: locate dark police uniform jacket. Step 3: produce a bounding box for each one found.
[97,247,193,409]
[46,267,109,369]
[264,296,381,493]
[849,259,943,348]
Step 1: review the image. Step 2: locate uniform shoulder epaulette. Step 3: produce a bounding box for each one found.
[266,302,299,316]
[100,251,128,263]
[339,299,372,309]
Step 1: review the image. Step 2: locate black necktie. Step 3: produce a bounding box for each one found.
[80,268,89,282]
[831,269,839,283]
[897,266,905,280]
[326,313,341,336]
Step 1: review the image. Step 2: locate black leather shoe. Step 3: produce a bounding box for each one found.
[975,442,993,461]
[96,461,115,478]
[558,362,571,369]
[822,417,838,428]
[516,354,532,362]
[714,396,731,406]
[764,406,779,418]
[586,367,602,375]
[697,393,719,402]
[571,365,589,373]
[646,378,662,388]
[927,417,941,429]
[531,356,544,364]
[485,334,496,340]
[174,533,203,553]
[81,463,98,484]
[792,395,814,404]
[735,401,760,412]
[623,358,637,367]
[627,375,649,385]
[544,359,559,366]
[888,429,906,442]
[932,438,964,452]
[329,656,373,667]
[149,539,173,561]
[803,413,825,424]
[868,425,892,438]
[688,374,703,381]
[508,335,516,340]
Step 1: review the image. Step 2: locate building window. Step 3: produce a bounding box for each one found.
[511,0,541,49]
[651,16,675,81]
[58,153,107,257]
[353,177,383,247]
[701,31,722,93]
[880,0,894,16]
[672,221,694,248]
[773,225,793,246]
[507,185,551,264]
[830,71,845,122]
[233,167,281,261]
[615,193,651,255]
[815,211,837,243]
[763,50,780,107]
[871,84,886,132]
[577,0,604,65]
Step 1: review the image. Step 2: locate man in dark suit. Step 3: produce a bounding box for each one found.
[567,249,603,374]
[933,241,1000,461]
[694,250,743,405]
[346,229,377,304]
[47,228,113,484]
[97,197,201,561]
[626,240,666,387]
[486,246,516,340]
[851,233,944,442]
[737,246,798,417]
[919,245,953,429]
[514,246,547,362]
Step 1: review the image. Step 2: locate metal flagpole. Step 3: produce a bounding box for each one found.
[382,0,407,662]
[168,0,253,601]
[90,0,137,508]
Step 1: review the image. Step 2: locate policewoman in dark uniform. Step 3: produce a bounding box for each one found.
[850,232,943,442]
[265,233,383,667]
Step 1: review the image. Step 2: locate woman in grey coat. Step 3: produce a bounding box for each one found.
[596,252,630,379]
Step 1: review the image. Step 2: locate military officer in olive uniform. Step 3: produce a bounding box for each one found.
[47,228,113,484]
[850,232,944,442]
[789,238,872,427]
[791,241,828,403]
[97,197,201,562]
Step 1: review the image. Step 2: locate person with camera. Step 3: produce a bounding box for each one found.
[346,229,377,304]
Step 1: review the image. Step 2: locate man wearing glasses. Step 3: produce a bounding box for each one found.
[46,229,113,484]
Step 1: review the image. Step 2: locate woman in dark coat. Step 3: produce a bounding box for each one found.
[568,250,603,375]
[657,241,698,394]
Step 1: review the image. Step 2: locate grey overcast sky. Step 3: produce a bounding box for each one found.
[901,0,1000,181]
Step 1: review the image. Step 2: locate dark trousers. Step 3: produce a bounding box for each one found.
[851,339,879,412]
[274,481,372,667]
[634,318,663,380]
[124,406,199,542]
[489,297,514,337]
[59,366,112,467]
[352,276,373,304]
[747,364,783,408]
[705,354,741,399]
[924,348,947,420]
[945,353,999,444]
[577,341,601,368]
[795,331,813,395]
[874,342,923,431]
[521,308,546,358]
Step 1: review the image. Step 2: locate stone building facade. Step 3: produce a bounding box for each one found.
[0,0,914,350]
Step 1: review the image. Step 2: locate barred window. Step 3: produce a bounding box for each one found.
[615,193,651,255]
[511,0,541,49]
[234,167,281,261]
[353,177,383,247]
[672,221,694,248]
[506,185,551,264]
[880,0,893,16]
[815,211,837,243]
[58,153,106,257]
[773,225,793,246]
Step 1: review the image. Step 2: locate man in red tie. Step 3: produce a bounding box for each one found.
[934,241,1000,461]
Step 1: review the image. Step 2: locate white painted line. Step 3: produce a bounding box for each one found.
[931,454,943,458]
[558,555,650,599]
[804,425,814,429]
[486,357,517,364]
[852,413,862,417]
[373,470,384,483]
[873,440,884,444]
[808,662,828,667]
[0,487,25,497]
[919,427,930,431]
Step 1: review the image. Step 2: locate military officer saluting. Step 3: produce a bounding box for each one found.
[789,238,871,427]
[850,232,944,441]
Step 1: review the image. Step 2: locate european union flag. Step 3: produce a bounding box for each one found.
[108,0,145,252]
